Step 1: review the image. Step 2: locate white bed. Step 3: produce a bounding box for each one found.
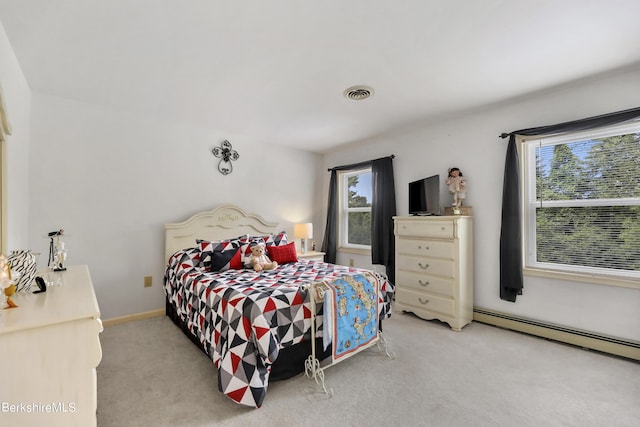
[165,205,280,262]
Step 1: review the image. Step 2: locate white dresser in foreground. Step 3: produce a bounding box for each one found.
[394,216,473,331]
[0,265,102,426]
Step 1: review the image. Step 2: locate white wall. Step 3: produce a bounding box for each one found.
[0,19,30,250]
[321,64,640,342]
[28,93,320,319]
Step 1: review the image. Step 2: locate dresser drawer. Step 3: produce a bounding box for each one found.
[396,238,455,258]
[396,288,455,317]
[397,255,456,278]
[396,220,454,239]
[396,270,455,297]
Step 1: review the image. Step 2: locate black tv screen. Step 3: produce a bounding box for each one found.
[409,174,441,215]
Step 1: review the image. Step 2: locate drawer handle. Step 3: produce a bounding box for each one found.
[418,280,430,287]
[418,263,429,269]
[417,245,430,251]
[418,298,429,305]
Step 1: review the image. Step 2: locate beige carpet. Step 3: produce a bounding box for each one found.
[97,312,640,427]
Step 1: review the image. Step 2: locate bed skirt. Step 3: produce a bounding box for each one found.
[165,298,331,381]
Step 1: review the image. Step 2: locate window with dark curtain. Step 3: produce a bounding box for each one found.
[500,107,640,301]
[322,156,396,282]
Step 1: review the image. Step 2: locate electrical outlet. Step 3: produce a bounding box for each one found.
[144,276,152,287]
[349,259,354,267]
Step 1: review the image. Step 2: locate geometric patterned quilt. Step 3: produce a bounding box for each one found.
[164,247,395,408]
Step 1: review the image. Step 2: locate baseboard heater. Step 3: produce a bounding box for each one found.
[473,307,640,361]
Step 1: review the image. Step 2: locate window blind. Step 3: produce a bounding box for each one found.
[524,123,640,278]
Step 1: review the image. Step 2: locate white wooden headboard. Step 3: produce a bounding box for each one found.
[164,205,279,262]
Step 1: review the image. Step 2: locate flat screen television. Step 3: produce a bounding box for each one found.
[409,174,441,215]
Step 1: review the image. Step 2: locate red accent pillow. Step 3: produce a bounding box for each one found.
[267,242,298,264]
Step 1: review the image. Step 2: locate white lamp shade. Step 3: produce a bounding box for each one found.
[294,223,313,239]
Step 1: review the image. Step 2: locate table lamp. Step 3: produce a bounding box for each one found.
[294,223,313,253]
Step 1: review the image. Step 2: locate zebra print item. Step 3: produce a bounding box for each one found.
[8,250,38,292]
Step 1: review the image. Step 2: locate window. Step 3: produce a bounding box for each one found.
[522,122,640,282]
[339,168,372,250]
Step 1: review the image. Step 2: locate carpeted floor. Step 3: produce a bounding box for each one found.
[97,312,640,427]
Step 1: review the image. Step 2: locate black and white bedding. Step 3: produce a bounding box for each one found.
[164,235,395,408]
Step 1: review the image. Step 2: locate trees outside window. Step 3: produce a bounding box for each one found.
[524,122,640,280]
[340,169,372,249]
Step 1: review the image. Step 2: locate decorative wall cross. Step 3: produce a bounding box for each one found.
[211,140,239,175]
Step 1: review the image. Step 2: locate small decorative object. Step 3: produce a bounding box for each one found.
[446,167,467,210]
[311,240,316,251]
[0,254,18,309]
[7,250,38,292]
[444,206,473,216]
[48,229,67,271]
[294,223,313,253]
[211,140,239,175]
[33,276,47,294]
[249,242,278,272]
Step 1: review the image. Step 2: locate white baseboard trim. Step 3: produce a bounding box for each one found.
[473,307,640,361]
[102,309,164,327]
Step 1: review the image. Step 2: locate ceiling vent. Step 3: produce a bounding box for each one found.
[343,85,374,101]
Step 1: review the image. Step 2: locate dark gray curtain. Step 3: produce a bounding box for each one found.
[500,135,522,302]
[321,170,338,263]
[371,157,397,283]
[322,156,396,281]
[499,106,640,302]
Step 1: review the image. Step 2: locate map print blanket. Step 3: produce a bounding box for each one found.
[324,273,379,361]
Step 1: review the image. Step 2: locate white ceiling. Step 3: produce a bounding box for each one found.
[1,0,640,153]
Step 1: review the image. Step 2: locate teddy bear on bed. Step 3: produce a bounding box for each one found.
[249,241,278,272]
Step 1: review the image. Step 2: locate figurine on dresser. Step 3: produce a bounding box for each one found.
[48,229,67,271]
[0,254,18,308]
[445,167,467,208]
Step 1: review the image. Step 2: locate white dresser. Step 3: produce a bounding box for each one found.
[393,216,473,331]
[0,265,102,426]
